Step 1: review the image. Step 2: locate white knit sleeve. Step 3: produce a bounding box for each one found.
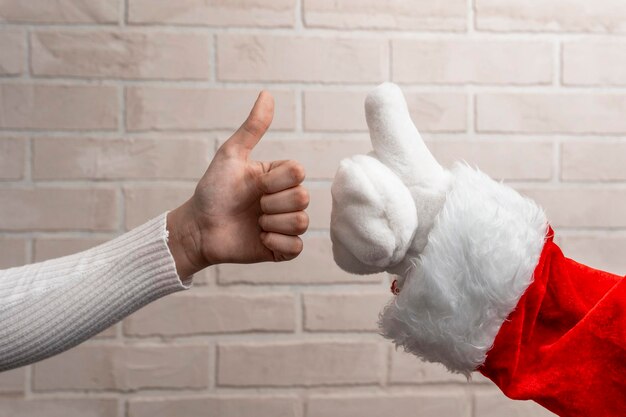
[0,213,190,371]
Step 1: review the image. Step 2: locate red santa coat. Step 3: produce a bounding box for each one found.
[481,228,625,416]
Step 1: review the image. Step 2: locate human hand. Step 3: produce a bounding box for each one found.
[167,91,309,278]
[331,83,451,284]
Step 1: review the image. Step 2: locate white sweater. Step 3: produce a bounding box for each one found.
[0,213,190,371]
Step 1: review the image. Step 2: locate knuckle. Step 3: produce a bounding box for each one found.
[217,142,239,159]
[243,115,268,137]
[273,237,303,262]
[262,232,274,247]
[294,211,309,233]
[291,237,304,255]
[287,161,306,183]
[293,186,310,209]
[259,195,271,213]
[258,214,269,230]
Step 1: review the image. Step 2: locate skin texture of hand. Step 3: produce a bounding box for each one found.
[167,91,310,279]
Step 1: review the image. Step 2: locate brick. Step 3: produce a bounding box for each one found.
[0,187,118,231]
[563,41,626,86]
[34,237,108,262]
[217,35,387,83]
[190,266,216,286]
[303,292,389,332]
[476,0,626,33]
[393,40,552,85]
[126,87,295,132]
[217,341,383,386]
[517,188,626,228]
[93,326,117,339]
[470,371,494,385]
[304,92,366,132]
[0,30,25,76]
[128,0,295,27]
[124,292,295,336]
[0,399,117,417]
[0,0,117,23]
[0,84,118,131]
[0,367,24,394]
[124,184,194,230]
[429,140,553,181]
[304,0,466,30]
[477,94,626,134]
[33,137,212,180]
[218,235,384,284]
[0,137,25,179]
[33,345,209,391]
[307,392,470,417]
[389,349,466,384]
[407,94,467,132]
[0,237,28,268]
[561,142,626,181]
[128,395,300,417]
[475,389,557,416]
[557,234,626,274]
[32,31,210,80]
[304,91,466,132]
[250,138,372,180]
[307,186,331,229]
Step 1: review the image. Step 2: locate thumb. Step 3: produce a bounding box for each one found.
[224,90,274,157]
[365,83,444,184]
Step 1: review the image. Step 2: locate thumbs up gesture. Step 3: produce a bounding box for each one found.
[167,91,310,278]
[331,83,452,284]
[331,83,547,375]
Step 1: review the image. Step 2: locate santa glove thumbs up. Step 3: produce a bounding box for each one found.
[332,83,549,376]
[331,83,451,277]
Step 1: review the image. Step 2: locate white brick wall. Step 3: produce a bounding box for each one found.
[1,0,624,416]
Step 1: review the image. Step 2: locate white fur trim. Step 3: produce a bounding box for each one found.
[379,164,548,375]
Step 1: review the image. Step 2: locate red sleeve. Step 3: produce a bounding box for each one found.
[479,229,626,417]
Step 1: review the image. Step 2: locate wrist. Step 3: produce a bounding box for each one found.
[166,201,209,279]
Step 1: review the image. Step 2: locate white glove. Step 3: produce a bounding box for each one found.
[330,82,451,287]
[330,82,547,375]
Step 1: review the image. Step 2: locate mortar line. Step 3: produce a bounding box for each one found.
[468,0,476,34]
[554,39,562,87]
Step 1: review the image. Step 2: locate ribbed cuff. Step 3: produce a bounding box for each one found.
[0,213,190,371]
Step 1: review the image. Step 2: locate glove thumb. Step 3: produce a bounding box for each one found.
[365,83,445,185]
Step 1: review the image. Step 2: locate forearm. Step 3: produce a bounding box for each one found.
[0,213,189,372]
